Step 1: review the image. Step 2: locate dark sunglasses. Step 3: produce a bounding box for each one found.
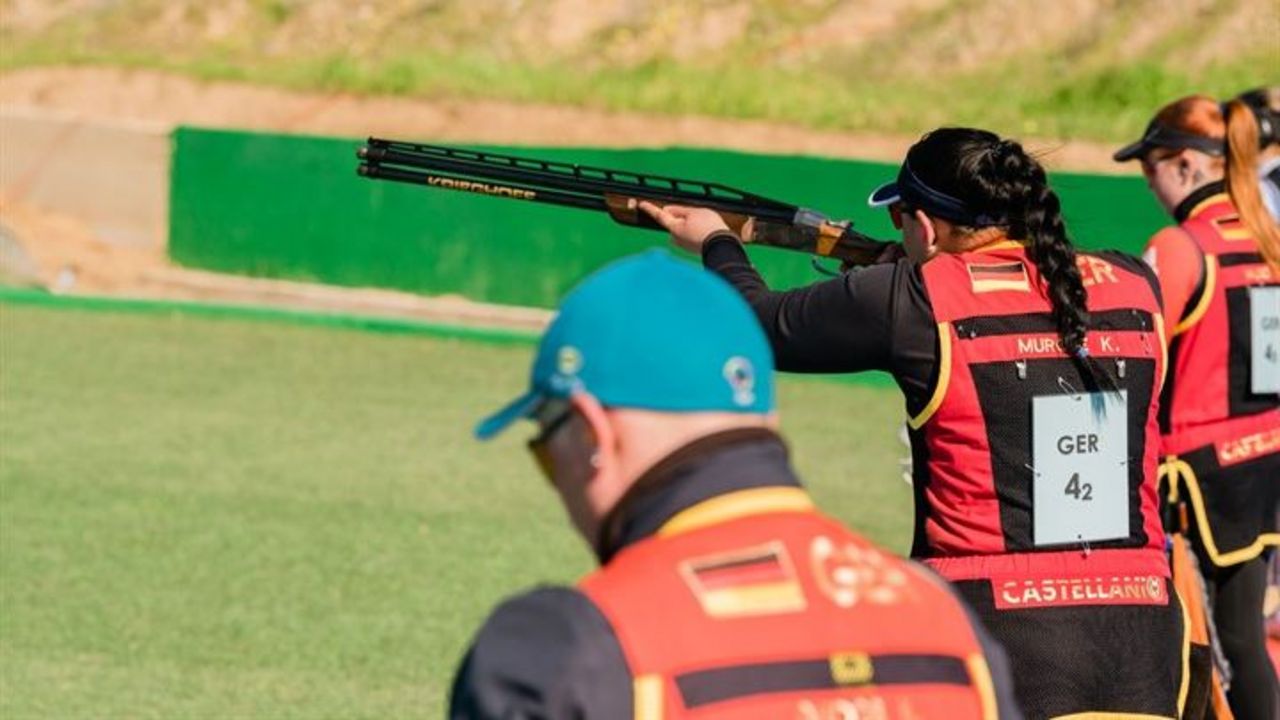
[526,403,575,481]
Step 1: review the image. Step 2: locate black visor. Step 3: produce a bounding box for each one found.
[867,161,1005,227]
[1113,119,1225,162]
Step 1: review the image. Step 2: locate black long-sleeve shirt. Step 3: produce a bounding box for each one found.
[703,233,941,415]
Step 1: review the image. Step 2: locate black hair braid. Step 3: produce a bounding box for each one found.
[986,141,1090,357]
[996,143,1124,392]
[908,128,1118,391]
[1026,185,1090,357]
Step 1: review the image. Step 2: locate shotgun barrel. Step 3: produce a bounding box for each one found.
[355,138,896,265]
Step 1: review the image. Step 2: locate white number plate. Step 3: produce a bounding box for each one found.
[1032,391,1129,547]
[1250,286,1280,395]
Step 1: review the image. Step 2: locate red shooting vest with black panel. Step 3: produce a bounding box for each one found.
[1160,193,1280,459]
[913,244,1170,596]
[1159,193,1280,567]
[578,487,997,720]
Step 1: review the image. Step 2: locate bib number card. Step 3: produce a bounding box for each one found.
[1032,391,1129,547]
[1250,286,1280,394]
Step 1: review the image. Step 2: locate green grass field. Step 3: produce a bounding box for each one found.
[0,301,911,717]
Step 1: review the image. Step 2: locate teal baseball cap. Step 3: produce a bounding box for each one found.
[475,249,775,440]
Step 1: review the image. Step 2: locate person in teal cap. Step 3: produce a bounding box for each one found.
[450,250,1020,719]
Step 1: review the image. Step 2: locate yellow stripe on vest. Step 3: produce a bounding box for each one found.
[1186,193,1230,220]
[971,240,1027,254]
[1158,456,1180,504]
[966,654,999,720]
[1153,312,1168,391]
[633,674,663,720]
[909,322,952,430]
[1173,256,1216,336]
[1166,456,1280,566]
[1175,583,1192,719]
[658,487,814,538]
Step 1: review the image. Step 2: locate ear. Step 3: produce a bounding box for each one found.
[914,208,940,251]
[1174,151,1194,181]
[569,392,615,479]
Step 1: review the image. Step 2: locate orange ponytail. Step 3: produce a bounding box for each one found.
[1224,98,1280,272]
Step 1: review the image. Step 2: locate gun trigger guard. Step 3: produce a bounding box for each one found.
[810,257,843,277]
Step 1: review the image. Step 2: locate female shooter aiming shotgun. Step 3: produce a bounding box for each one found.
[643,128,1191,719]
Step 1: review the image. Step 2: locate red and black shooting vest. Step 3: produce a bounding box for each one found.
[913,243,1171,605]
[579,487,998,719]
[1160,193,1280,566]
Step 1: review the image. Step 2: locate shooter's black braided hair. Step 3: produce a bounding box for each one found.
[906,128,1092,360]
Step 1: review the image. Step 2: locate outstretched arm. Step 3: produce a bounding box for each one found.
[640,202,896,373]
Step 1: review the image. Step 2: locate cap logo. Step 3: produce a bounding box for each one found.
[557,346,583,376]
[723,356,756,407]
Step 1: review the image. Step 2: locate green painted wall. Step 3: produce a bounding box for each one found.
[169,127,1168,308]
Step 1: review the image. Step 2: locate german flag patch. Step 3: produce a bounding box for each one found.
[968,261,1030,293]
[679,541,806,618]
[1211,213,1251,242]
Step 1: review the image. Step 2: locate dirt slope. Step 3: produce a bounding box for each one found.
[0,66,1129,172]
